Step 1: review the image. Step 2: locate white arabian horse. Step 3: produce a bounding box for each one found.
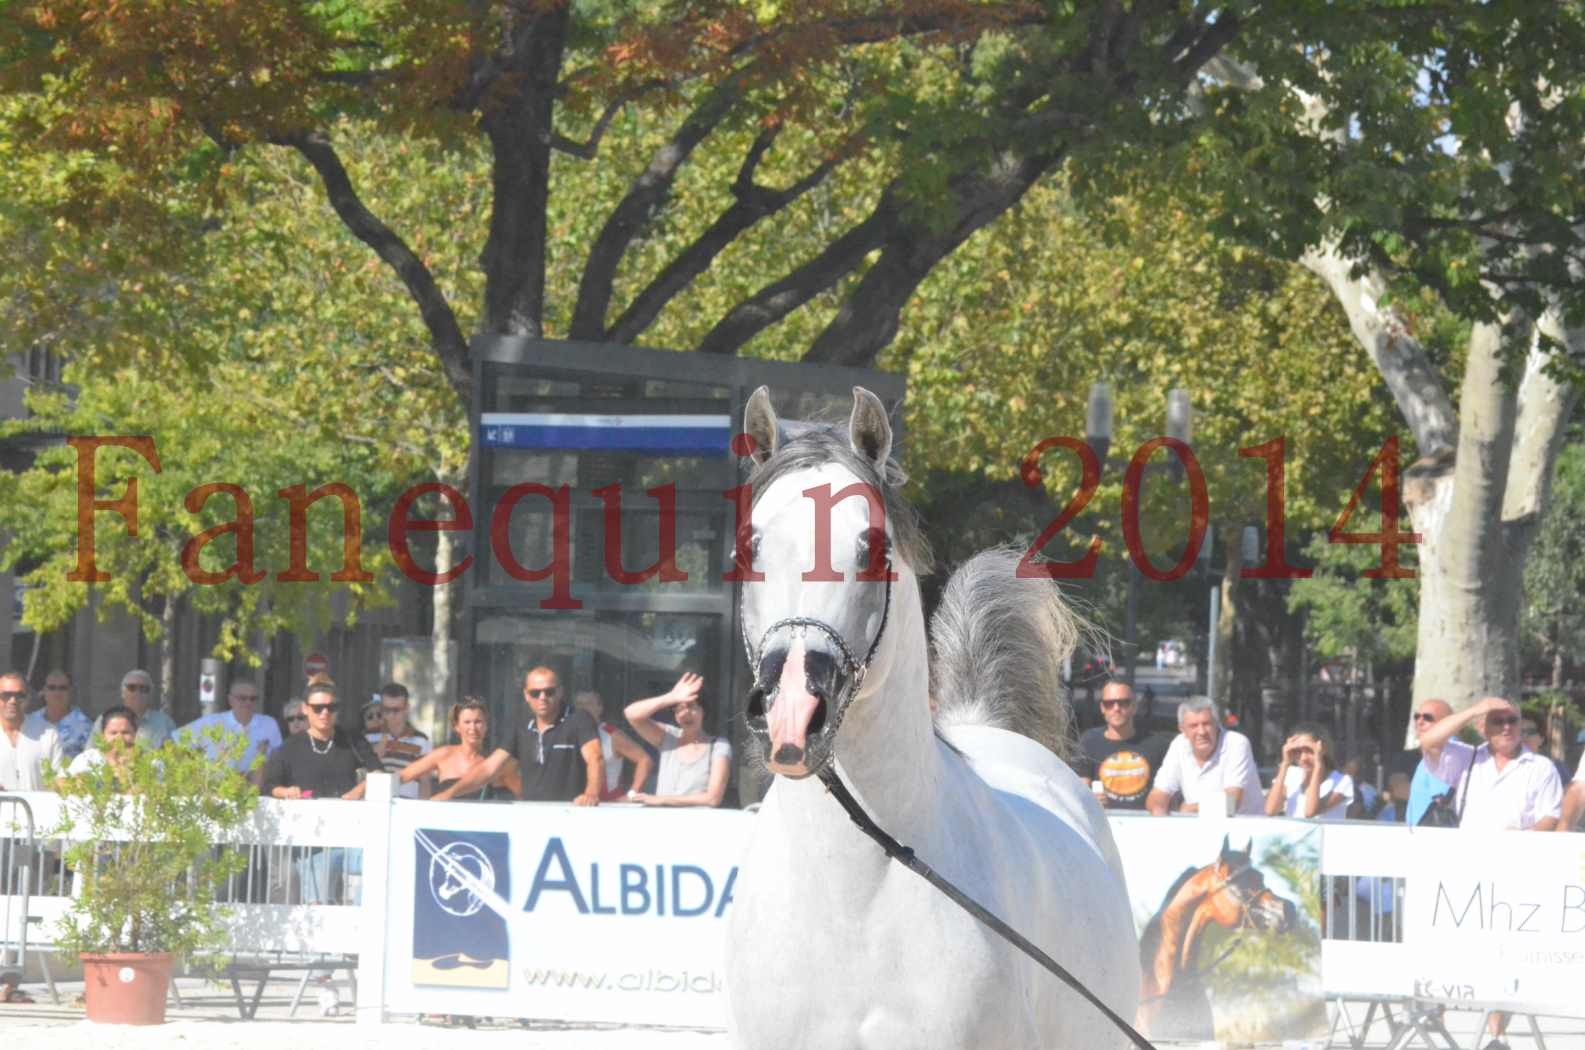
[724,387,1141,1050]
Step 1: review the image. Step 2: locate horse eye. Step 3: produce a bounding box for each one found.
[857,527,888,565]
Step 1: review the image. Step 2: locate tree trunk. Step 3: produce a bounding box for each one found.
[1213,539,1242,711]
[430,508,459,740]
[159,593,177,710]
[1406,323,1520,713]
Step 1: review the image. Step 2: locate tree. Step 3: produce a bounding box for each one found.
[0,113,469,685]
[1194,22,1585,716]
[896,158,1400,730]
[1522,442,1585,689]
[9,2,1585,714]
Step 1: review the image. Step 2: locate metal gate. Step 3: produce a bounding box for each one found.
[0,794,35,992]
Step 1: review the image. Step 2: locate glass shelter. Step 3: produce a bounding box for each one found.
[466,336,904,801]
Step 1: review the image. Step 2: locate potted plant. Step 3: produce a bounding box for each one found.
[48,725,258,1024]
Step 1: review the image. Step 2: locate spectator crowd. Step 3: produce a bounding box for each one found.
[0,664,734,814]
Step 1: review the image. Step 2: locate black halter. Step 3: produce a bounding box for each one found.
[741,558,893,772]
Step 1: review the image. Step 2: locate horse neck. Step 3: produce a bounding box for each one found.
[1146,873,1213,994]
[779,569,942,837]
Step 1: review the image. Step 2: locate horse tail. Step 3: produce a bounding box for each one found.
[927,546,1089,760]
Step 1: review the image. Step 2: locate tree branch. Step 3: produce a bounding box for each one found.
[696,201,898,355]
[1504,308,1582,524]
[569,78,745,339]
[803,152,1053,367]
[280,131,471,401]
[606,136,841,344]
[549,96,628,159]
[1300,243,1458,457]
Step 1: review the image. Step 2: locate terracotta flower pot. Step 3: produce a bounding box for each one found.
[80,952,173,1025]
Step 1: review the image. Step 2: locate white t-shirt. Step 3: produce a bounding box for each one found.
[1574,752,1583,784]
[68,748,111,775]
[178,710,282,773]
[0,722,63,790]
[654,725,732,797]
[1153,728,1265,815]
[1280,764,1356,820]
[1455,745,1564,831]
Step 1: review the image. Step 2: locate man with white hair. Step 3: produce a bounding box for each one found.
[1414,696,1562,832]
[1146,695,1264,816]
[1413,696,1561,1050]
[120,668,176,748]
[177,679,281,784]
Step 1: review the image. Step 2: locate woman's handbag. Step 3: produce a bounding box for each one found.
[1416,753,1474,828]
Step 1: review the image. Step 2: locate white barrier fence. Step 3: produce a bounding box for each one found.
[3,781,1583,1034]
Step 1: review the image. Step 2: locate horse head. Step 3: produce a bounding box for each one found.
[738,386,916,780]
[1204,834,1296,933]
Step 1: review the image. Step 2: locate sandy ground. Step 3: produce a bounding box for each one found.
[2,976,1583,1049]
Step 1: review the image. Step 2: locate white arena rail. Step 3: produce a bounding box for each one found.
[1,780,1581,1037]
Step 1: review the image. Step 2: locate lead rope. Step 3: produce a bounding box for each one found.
[817,768,1160,1050]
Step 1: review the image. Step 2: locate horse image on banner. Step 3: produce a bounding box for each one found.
[1112,819,1324,1045]
[725,387,1140,1049]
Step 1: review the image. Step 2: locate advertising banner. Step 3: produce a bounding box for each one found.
[378,799,1583,1029]
[383,801,753,1026]
[1323,823,1585,1014]
[1109,815,1328,1046]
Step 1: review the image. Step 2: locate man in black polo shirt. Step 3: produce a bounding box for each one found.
[513,667,603,804]
[438,667,605,803]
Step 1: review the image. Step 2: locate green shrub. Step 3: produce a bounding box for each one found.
[46,726,258,962]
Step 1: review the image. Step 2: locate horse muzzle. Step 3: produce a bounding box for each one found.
[1250,893,1297,933]
[745,639,850,779]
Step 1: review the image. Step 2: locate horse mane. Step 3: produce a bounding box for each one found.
[1138,865,1204,966]
[747,424,934,575]
[928,547,1081,760]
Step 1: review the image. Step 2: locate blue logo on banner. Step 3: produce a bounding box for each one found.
[412,828,511,988]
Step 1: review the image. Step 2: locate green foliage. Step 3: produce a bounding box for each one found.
[1287,531,1418,668]
[46,728,259,959]
[0,111,471,659]
[896,160,1401,557]
[1522,444,1585,676]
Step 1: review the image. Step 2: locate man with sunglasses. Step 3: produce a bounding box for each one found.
[442,666,603,804]
[1413,696,1561,1050]
[0,673,62,792]
[1414,696,1562,831]
[1402,698,1455,826]
[176,679,281,785]
[367,682,431,799]
[119,669,175,749]
[259,678,383,802]
[1075,680,1168,810]
[22,669,92,760]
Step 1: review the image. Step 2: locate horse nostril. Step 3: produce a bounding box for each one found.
[746,686,768,722]
[807,695,828,736]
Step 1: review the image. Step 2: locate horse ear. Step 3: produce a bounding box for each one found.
[743,386,778,465]
[1219,833,1231,856]
[848,386,892,467]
